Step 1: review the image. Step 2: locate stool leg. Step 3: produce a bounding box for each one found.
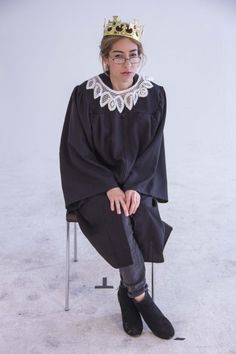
[151,262,154,301]
[65,222,70,311]
[74,223,78,262]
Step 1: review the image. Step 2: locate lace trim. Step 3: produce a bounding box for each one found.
[86,75,153,113]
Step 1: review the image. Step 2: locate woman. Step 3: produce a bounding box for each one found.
[60,16,175,339]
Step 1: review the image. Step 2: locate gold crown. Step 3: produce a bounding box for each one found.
[103,16,143,43]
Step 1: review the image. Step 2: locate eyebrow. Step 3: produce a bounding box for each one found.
[111,49,138,53]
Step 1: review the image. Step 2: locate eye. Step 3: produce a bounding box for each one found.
[114,54,124,59]
[129,53,138,58]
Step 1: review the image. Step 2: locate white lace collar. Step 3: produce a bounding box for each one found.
[86,75,153,113]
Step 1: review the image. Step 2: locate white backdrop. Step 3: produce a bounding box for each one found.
[0,1,236,352]
[1,0,236,254]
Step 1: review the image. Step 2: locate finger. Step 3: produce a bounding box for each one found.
[129,201,137,214]
[115,199,121,214]
[110,199,115,211]
[132,200,140,214]
[131,194,140,214]
[120,199,129,217]
[136,198,141,209]
[125,193,132,210]
[129,195,139,214]
[128,196,135,214]
[136,196,141,208]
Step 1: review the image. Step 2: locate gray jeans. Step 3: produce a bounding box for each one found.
[119,216,148,298]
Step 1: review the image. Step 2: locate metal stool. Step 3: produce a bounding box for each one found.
[65,210,155,311]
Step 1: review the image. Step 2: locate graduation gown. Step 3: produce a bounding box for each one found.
[59,73,172,268]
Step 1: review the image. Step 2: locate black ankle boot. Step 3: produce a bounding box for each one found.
[133,292,175,339]
[117,286,143,337]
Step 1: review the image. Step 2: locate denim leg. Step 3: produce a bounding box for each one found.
[119,225,148,298]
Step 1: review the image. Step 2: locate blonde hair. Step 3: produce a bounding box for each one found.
[99,35,145,73]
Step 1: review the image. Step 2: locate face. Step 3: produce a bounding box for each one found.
[103,37,140,84]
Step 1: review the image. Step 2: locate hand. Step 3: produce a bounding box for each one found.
[125,190,141,215]
[106,187,129,217]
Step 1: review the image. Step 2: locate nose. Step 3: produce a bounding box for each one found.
[123,58,132,67]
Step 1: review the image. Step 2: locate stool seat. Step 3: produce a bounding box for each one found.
[66,210,78,223]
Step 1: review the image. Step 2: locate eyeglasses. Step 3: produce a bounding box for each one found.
[109,54,141,65]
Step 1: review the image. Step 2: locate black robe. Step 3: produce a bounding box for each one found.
[60,73,168,208]
[59,73,172,267]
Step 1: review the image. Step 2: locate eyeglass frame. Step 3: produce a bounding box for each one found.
[108,54,141,65]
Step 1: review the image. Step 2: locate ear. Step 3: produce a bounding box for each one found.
[103,56,109,65]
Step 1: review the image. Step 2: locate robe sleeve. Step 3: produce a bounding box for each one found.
[122,86,169,203]
[59,85,118,210]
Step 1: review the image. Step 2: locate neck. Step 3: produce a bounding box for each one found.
[109,75,134,91]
